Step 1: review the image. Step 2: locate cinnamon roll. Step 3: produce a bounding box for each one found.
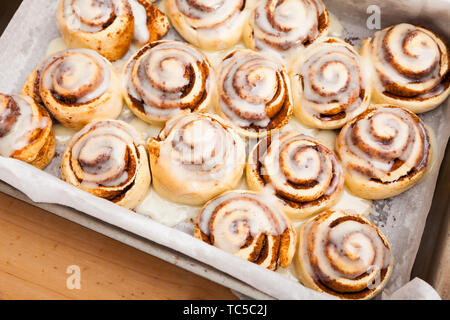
[147,112,246,206]
[296,209,394,300]
[215,49,293,138]
[247,132,344,219]
[122,41,215,125]
[289,38,371,129]
[361,23,450,113]
[243,0,329,62]
[0,94,55,169]
[22,48,122,129]
[166,0,252,50]
[61,119,150,209]
[57,0,169,61]
[195,190,296,271]
[336,105,432,200]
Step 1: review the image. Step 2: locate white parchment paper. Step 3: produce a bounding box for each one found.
[0,0,448,299]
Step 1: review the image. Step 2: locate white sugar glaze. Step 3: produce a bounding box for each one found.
[370,24,443,95]
[340,106,430,182]
[54,124,77,145]
[328,12,344,38]
[123,40,214,122]
[197,190,289,254]
[297,210,392,294]
[41,6,405,290]
[65,120,144,191]
[135,186,201,227]
[45,6,384,282]
[63,0,130,33]
[169,0,250,37]
[217,49,288,128]
[46,37,68,56]
[249,0,325,59]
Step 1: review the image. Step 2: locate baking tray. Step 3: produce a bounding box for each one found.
[0,0,449,299]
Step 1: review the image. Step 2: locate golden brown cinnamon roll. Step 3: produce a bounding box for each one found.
[296,209,394,300]
[336,105,432,200]
[61,119,150,209]
[361,23,450,113]
[247,132,344,220]
[289,38,371,129]
[122,41,216,125]
[243,0,329,62]
[166,0,252,50]
[215,49,293,138]
[147,112,246,206]
[195,190,296,270]
[22,48,122,129]
[0,94,55,169]
[57,0,169,61]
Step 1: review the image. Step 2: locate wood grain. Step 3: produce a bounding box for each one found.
[0,192,237,300]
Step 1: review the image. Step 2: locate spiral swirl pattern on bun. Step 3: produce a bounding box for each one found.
[195,190,296,270]
[166,0,251,50]
[290,38,371,129]
[61,119,151,209]
[123,41,215,124]
[336,105,431,200]
[215,49,292,137]
[361,23,450,113]
[0,94,55,169]
[243,0,329,61]
[148,112,246,206]
[296,210,394,299]
[22,49,122,129]
[247,132,344,219]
